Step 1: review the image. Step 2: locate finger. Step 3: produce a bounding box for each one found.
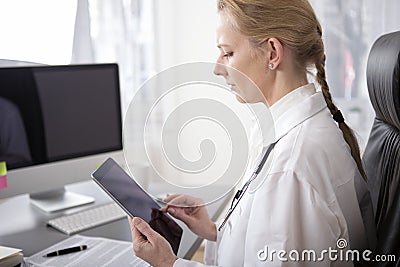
[166,206,194,223]
[160,205,169,212]
[129,217,147,243]
[133,217,161,244]
[130,218,152,258]
[160,195,183,212]
[128,216,134,231]
[160,195,186,213]
[169,195,204,208]
[166,194,193,207]
[163,194,182,203]
[160,204,185,213]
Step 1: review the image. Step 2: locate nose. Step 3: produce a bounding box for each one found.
[213,57,228,77]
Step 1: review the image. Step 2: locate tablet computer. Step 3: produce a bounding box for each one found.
[91,158,182,254]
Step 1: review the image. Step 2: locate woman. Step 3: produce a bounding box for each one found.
[129,0,375,266]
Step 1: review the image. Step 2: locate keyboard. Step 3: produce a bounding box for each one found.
[47,202,127,235]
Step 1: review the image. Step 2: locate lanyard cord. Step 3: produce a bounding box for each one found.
[218,139,279,231]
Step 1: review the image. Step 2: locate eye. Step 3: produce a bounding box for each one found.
[223,52,233,58]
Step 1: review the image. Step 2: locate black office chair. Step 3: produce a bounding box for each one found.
[363,31,400,266]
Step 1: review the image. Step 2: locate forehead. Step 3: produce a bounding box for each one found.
[216,14,246,47]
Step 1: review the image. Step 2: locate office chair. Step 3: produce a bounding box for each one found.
[363,31,400,266]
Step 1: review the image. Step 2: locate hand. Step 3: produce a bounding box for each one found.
[161,194,217,241]
[129,217,178,267]
[149,208,183,254]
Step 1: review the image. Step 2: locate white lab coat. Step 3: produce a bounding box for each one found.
[174,84,372,267]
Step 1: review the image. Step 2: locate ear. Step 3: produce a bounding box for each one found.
[265,38,284,70]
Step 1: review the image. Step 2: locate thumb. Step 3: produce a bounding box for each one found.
[133,217,159,243]
[167,207,193,224]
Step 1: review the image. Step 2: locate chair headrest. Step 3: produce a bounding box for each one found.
[366,31,400,130]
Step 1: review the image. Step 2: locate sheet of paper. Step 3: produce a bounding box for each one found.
[0,246,22,259]
[23,235,149,267]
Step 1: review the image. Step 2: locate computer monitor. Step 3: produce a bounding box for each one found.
[0,63,123,212]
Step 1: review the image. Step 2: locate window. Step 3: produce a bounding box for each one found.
[0,0,155,117]
[310,0,400,147]
[0,0,76,64]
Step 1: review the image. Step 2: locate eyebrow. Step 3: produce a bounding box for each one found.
[217,44,231,49]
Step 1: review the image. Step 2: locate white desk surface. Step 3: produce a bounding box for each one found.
[0,180,232,260]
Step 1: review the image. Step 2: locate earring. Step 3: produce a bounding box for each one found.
[268,63,274,70]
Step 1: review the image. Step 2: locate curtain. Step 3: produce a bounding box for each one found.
[71,0,155,117]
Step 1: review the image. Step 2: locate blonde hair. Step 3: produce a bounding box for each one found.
[218,0,366,179]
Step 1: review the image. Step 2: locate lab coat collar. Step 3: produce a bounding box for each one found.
[269,83,327,141]
[270,83,316,120]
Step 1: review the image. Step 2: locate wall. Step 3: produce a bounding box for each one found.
[154,0,218,71]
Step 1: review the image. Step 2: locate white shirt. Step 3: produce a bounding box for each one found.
[174,84,370,267]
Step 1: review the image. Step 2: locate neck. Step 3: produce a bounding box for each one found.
[266,78,308,106]
[262,62,308,107]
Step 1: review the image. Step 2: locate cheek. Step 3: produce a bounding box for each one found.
[231,73,265,103]
[227,63,260,91]
[228,57,262,83]
[226,57,266,102]
[226,60,251,85]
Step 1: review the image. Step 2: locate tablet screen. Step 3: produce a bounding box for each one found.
[91,158,182,254]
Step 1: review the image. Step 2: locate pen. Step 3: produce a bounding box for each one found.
[43,245,88,257]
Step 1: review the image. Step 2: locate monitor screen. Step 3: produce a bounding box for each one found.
[0,63,122,169]
[0,63,123,202]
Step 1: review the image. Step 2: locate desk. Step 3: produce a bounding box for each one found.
[0,181,231,260]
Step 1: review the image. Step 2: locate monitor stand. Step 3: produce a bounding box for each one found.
[29,187,94,213]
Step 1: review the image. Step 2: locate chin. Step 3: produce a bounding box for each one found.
[235,95,247,103]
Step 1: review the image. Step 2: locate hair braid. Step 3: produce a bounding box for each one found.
[316,55,367,180]
[218,0,367,180]
[315,55,337,113]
